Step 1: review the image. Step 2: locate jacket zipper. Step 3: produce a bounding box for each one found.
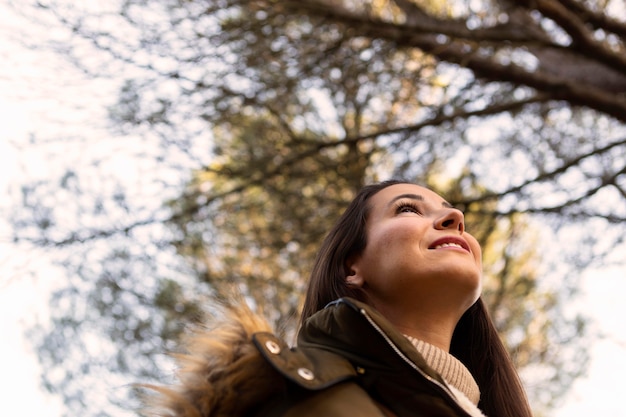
[359,307,473,417]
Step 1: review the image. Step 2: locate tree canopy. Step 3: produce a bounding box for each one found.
[8,0,626,416]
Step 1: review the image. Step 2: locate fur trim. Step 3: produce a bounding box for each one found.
[139,302,285,417]
[449,386,487,417]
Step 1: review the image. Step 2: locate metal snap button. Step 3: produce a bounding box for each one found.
[297,367,314,381]
[264,340,281,354]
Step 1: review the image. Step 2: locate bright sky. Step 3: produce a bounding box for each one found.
[1,2,625,417]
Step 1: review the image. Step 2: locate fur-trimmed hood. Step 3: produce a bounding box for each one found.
[140,298,487,417]
[140,302,285,417]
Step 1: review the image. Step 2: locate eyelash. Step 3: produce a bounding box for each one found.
[395,201,422,215]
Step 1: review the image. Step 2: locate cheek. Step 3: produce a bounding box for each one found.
[370,223,420,248]
[468,237,483,267]
[365,227,393,253]
[360,227,409,272]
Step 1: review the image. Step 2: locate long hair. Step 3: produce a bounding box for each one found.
[301,180,533,417]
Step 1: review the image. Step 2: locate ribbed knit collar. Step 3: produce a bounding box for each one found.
[404,335,480,405]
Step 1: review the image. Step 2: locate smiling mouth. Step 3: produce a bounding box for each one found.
[428,237,470,252]
[432,242,465,250]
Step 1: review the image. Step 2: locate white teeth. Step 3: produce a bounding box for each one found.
[434,243,464,250]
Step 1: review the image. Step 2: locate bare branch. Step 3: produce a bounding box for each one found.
[539,0,626,38]
[524,0,626,72]
[459,137,626,206]
[285,0,626,121]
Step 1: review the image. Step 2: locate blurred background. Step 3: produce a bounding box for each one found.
[1,1,625,416]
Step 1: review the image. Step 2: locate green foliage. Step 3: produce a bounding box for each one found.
[167,113,374,330]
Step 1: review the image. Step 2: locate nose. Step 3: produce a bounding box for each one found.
[435,208,465,233]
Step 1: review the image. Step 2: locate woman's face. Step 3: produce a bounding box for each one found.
[347,184,482,316]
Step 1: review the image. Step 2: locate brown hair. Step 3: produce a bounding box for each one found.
[301,180,533,417]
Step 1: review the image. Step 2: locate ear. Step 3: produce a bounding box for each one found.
[345,255,365,288]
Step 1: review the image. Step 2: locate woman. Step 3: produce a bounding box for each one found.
[142,180,533,417]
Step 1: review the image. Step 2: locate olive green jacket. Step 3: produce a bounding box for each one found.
[143,297,485,417]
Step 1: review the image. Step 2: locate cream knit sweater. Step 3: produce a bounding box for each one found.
[404,335,482,411]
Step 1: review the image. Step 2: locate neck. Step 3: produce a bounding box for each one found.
[393,321,454,351]
[370,301,460,351]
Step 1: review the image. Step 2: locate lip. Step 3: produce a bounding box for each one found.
[428,236,471,253]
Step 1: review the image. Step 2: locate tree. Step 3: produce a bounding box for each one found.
[8,0,625,416]
[287,0,626,121]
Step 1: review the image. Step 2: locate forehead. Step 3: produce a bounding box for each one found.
[369,184,448,210]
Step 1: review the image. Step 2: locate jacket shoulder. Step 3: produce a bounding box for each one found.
[253,332,356,390]
[281,382,389,417]
[139,302,368,417]
[250,333,387,416]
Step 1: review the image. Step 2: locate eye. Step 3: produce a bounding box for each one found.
[395,201,421,215]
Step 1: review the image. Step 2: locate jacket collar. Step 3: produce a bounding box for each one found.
[298,297,480,417]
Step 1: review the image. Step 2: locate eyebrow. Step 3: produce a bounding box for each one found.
[388,193,454,209]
